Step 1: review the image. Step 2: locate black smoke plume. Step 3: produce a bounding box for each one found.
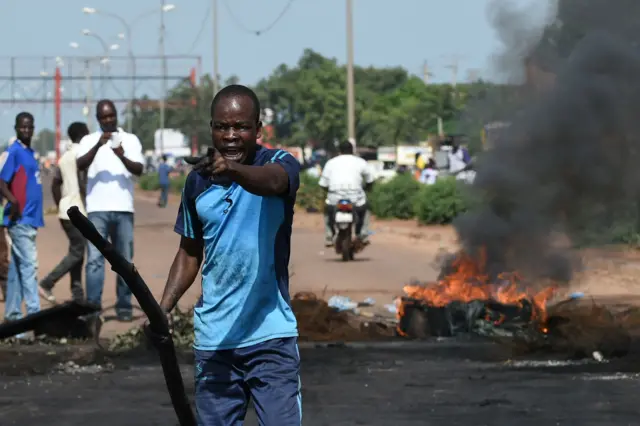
[455,0,640,283]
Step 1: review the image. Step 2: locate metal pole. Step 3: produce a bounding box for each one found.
[212,0,219,97]
[126,25,135,133]
[85,59,93,132]
[346,0,356,150]
[159,0,167,154]
[55,68,62,161]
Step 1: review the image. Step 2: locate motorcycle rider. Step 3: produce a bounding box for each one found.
[319,140,374,247]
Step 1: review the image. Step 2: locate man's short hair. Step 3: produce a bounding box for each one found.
[96,99,116,114]
[15,112,34,126]
[338,140,354,154]
[210,85,261,123]
[67,122,89,143]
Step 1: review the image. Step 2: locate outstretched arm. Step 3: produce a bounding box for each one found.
[159,237,203,313]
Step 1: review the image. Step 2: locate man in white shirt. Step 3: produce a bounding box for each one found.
[319,141,374,247]
[76,99,144,323]
[39,122,89,303]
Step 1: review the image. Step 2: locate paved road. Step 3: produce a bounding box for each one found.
[1,341,640,425]
[30,180,440,337]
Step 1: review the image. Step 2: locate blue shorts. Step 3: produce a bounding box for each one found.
[194,337,302,426]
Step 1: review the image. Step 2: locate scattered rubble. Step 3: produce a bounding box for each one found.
[53,360,114,375]
[108,292,396,352]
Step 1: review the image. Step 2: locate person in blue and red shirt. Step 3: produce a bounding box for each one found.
[0,112,44,322]
[155,85,302,425]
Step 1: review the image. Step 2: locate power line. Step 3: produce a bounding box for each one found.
[221,0,296,36]
[187,2,212,54]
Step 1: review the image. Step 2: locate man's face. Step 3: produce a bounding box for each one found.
[210,95,262,164]
[15,116,34,143]
[97,102,118,132]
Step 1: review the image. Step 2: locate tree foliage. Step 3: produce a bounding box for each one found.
[123,49,502,152]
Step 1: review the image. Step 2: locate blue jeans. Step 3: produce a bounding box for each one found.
[159,183,169,207]
[86,211,134,315]
[194,337,302,426]
[4,224,40,321]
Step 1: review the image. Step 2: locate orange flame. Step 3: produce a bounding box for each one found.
[397,250,557,331]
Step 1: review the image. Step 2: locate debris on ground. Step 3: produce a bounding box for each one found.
[326,295,376,313]
[53,360,114,375]
[108,292,396,352]
[292,292,394,342]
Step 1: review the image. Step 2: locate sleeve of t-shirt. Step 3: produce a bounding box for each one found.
[361,160,375,184]
[173,172,204,240]
[269,150,301,199]
[0,150,17,183]
[318,160,331,188]
[75,135,93,158]
[124,134,145,164]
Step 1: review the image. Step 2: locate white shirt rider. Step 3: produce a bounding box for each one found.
[319,148,374,207]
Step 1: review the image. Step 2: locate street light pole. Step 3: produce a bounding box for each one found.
[345,0,356,151]
[159,0,168,154]
[83,5,176,134]
[212,0,219,97]
[82,30,118,97]
[85,59,93,132]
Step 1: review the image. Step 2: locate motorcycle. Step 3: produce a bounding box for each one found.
[333,199,366,261]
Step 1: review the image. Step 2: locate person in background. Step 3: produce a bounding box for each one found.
[39,122,89,304]
[319,140,374,247]
[76,99,144,327]
[0,112,44,322]
[157,154,172,208]
[0,198,7,302]
[419,158,439,185]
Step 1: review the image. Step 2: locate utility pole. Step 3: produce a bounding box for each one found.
[212,0,219,97]
[84,59,93,132]
[159,0,167,153]
[445,57,459,90]
[422,61,431,85]
[345,0,356,150]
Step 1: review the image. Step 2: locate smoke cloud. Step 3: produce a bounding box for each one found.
[455,0,640,283]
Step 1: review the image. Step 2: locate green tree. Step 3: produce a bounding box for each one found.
[126,49,496,152]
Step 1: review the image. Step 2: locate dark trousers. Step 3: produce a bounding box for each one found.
[158,183,169,207]
[40,219,85,301]
[0,226,7,300]
[194,337,302,425]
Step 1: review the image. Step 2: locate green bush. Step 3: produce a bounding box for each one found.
[369,174,421,219]
[170,174,187,193]
[297,173,325,213]
[138,172,187,193]
[138,173,160,191]
[414,177,468,225]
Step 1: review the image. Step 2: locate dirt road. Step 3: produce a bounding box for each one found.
[23,187,453,337]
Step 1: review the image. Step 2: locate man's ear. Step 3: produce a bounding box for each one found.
[256,120,263,141]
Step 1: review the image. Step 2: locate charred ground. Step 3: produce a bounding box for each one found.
[2,340,640,426]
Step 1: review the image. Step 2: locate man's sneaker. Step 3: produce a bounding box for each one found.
[38,284,56,304]
[117,312,133,323]
[325,236,335,247]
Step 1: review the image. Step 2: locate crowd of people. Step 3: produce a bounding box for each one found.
[0,99,145,337]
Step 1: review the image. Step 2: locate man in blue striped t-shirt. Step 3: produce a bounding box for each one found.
[157,85,302,425]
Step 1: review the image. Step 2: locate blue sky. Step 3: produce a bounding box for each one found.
[0,0,551,139]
